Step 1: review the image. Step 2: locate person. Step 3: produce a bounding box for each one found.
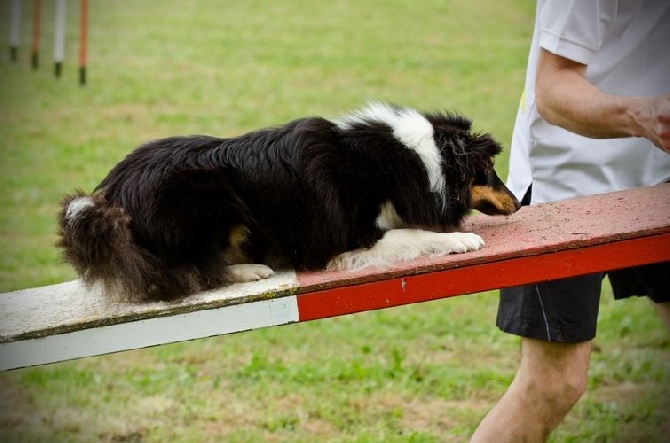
[471,1,670,441]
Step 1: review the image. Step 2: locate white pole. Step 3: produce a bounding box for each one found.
[9,0,21,62]
[54,0,67,77]
[79,0,88,85]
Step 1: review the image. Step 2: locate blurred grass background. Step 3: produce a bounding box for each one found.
[0,1,668,441]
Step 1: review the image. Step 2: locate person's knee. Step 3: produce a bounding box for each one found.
[541,365,588,413]
[520,339,591,416]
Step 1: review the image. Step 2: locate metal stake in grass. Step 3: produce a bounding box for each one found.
[79,0,87,85]
[9,0,21,62]
[54,0,67,77]
[31,0,40,69]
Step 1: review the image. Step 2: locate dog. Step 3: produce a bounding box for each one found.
[57,103,520,302]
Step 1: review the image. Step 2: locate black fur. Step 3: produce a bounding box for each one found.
[57,104,517,302]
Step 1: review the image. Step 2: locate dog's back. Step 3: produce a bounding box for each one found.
[58,104,519,302]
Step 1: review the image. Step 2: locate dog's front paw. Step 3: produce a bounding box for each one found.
[433,232,485,254]
[448,232,485,253]
[228,264,275,282]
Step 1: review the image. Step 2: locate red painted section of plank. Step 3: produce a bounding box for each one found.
[297,233,670,322]
[296,184,670,292]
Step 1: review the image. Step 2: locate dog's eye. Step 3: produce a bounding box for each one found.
[473,170,489,185]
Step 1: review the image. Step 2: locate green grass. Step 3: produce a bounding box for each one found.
[0,1,668,441]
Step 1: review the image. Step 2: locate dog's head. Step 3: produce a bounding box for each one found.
[470,158,520,216]
[427,112,520,217]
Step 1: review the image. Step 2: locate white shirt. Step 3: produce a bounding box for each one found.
[507,0,670,204]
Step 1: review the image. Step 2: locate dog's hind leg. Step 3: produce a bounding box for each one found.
[326,229,484,271]
[221,224,275,283]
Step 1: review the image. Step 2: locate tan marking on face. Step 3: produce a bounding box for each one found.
[471,185,519,215]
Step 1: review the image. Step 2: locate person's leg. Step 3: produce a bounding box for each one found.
[472,274,602,442]
[471,338,591,443]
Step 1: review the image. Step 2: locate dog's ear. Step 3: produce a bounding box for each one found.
[469,133,503,158]
[424,111,472,132]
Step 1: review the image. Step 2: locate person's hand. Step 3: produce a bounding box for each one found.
[637,95,670,154]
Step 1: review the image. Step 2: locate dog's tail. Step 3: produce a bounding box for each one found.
[56,191,162,302]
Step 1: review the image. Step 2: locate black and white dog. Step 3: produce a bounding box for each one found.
[58,103,520,302]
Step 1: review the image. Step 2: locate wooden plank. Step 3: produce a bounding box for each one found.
[0,184,668,371]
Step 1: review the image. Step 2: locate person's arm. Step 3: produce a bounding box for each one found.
[534,48,670,153]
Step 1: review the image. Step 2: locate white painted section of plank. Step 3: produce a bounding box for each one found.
[0,271,299,341]
[0,295,299,371]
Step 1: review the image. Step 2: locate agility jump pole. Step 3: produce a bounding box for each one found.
[79,0,87,85]
[31,0,40,69]
[54,0,66,77]
[9,0,21,62]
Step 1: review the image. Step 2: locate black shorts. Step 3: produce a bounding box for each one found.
[496,186,670,342]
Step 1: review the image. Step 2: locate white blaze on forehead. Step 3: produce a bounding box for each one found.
[334,103,446,204]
